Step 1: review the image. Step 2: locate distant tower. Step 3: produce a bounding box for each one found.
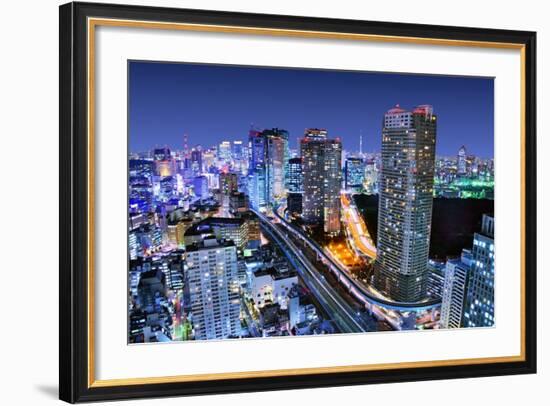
[359,130,363,156]
[183,133,189,158]
[457,145,467,175]
[344,157,365,192]
[373,105,437,302]
[190,145,203,175]
[287,157,303,193]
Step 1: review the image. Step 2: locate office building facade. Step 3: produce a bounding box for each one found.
[463,215,495,327]
[440,251,473,329]
[287,157,303,193]
[220,172,238,195]
[344,157,365,192]
[247,128,289,209]
[300,129,342,236]
[185,238,241,340]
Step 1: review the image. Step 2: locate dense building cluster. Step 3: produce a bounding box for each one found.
[128,105,495,343]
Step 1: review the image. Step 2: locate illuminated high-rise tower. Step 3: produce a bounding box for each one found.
[301,129,342,236]
[232,140,244,160]
[232,140,246,174]
[185,237,241,340]
[373,105,437,302]
[264,128,288,200]
[248,129,266,210]
[190,146,203,175]
[287,157,303,193]
[218,141,232,164]
[457,145,467,175]
[344,157,365,192]
[247,128,288,209]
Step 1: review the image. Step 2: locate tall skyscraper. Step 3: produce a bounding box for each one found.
[231,140,244,160]
[301,129,342,236]
[457,145,467,175]
[248,129,265,172]
[190,146,203,175]
[287,157,303,193]
[232,140,246,174]
[218,141,232,164]
[247,128,289,209]
[344,157,365,192]
[373,105,437,302]
[264,129,288,199]
[248,129,266,210]
[248,169,266,210]
[463,214,495,327]
[185,237,241,340]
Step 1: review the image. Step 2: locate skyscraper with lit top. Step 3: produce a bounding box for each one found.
[457,145,467,175]
[300,129,342,236]
[218,141,232,164]
[190,146,203,175]
[373,105,437,302]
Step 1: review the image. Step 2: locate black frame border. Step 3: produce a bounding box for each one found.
[59,1,537,403]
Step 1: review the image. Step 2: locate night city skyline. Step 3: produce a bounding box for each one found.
[128,61,495,343]
[129,61,494,158]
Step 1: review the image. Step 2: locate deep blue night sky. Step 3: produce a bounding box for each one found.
[129,61,494,158]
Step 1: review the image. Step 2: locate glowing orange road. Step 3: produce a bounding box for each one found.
[341,194,377,259]
[326,241,362,269]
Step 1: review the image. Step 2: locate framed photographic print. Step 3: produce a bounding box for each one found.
[59,1,537,403]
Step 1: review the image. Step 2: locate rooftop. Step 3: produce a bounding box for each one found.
[254,266,297,280]
[186,237,236,253]
[185,216,245,236]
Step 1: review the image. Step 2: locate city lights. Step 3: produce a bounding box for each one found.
[128,64,495,344]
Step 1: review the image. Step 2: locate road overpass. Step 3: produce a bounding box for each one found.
[253,209,367,334]
[341,193,377,259]
[272,206,441,314]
